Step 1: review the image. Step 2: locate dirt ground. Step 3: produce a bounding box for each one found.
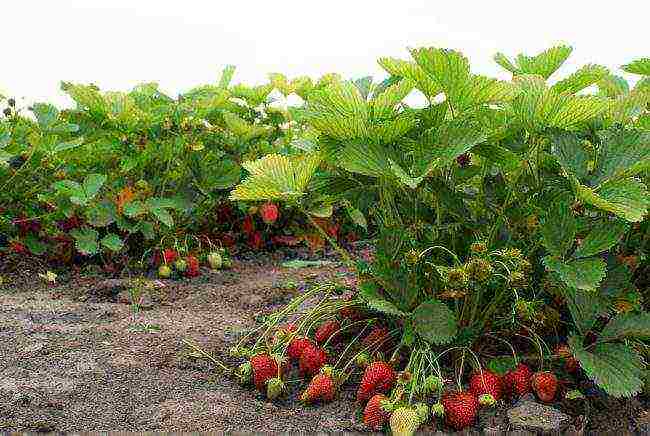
[1,251,649,434]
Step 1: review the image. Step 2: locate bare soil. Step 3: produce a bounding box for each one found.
[1,251,648,434]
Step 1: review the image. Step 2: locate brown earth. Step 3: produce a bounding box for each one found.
[0,252,648,434]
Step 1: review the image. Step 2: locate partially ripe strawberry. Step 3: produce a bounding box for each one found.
[158,264,172,278]
[287,337,314,360]
[298,345,327,376]
[469,369,503,401]
[504,363,533,397]
[363,394,391,430]
[10,241,27,254]
[185,255,201,277]
[441,391,478,430]
[250,353,279,391]
[389,406,421,436]
[532,371,558,403]
[314,320,341,344]
[356,361,396,402]
[260,203,279,224]
[300,368,335,403]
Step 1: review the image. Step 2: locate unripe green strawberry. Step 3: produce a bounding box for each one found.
[222,257,233,269]
[414,402,429,423]
[421,374,443,394]
[478,393,496,407]
[465,257,493,282]
[207,251,222,269]
[389,406,420,436]
[531,371,558,403]
[266,377,285,400]
[174,258,187,272]
[363,394,391,430]
[441,391,478,430]
[158,264,172,278]
[431,402,445,417]
[355,351,370,368]
[357,361,396,402]
[237,362,252,386]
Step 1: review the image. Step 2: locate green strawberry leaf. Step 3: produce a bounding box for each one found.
[569,335,644,398]
[413,299,457,345]
[70,227,99,255]
[541,199,576,258]
[100,233,124,252]
[573,220,628,258]
[544,256,607,291]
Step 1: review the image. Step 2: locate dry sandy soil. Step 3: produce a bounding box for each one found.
[1,252,649,434]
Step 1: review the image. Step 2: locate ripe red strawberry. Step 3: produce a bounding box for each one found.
[300,370,335,403]
[362,325,390,351]
[10,241,28,254]
[248,231,263,250]
[185,255,201,277]
[287,337,314,360]
[162,248,177,264]
[260,203,279,224]
[356,361,396,402]
[531,371,558,403]
[339,305,363,322]
[441,391,478,430]
[298,345,327,376]
[250,353,280,391]
[314,320,341,344]
[469,369,503,401]
[363,394,391,430]
[242,215,255,234]
[504,363,533,397]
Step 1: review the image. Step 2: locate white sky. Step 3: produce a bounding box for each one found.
[2,0,649,106]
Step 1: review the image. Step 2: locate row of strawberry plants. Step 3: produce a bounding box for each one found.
[225,46,650,433]
[0,68,363,271]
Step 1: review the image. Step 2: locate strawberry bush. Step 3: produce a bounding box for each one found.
[230,46,650,432]
[1,68,359,269]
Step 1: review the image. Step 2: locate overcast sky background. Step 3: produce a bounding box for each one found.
[2,0,649,106]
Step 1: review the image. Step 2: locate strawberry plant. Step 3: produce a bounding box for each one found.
[229,44,650,430]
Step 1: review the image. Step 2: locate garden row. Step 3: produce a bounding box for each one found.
[2,45,650,433]
[0,68,360,275]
